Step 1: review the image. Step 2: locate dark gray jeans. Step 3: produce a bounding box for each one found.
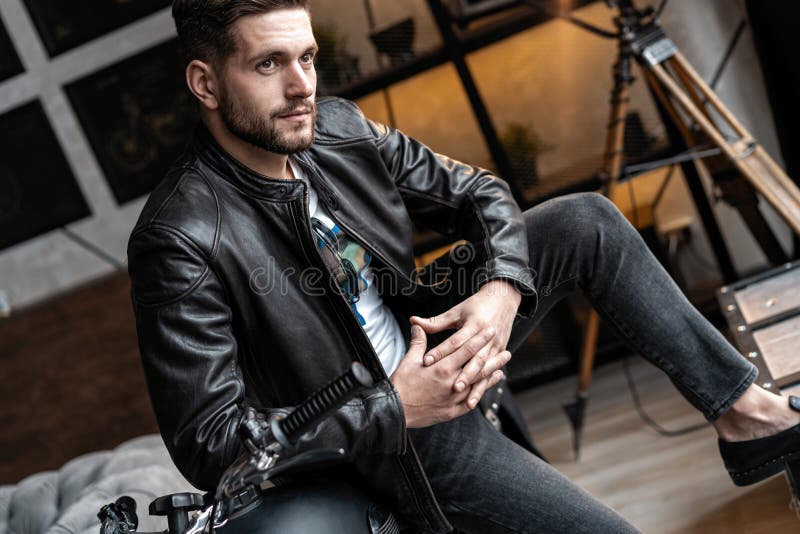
[408,192,757,533]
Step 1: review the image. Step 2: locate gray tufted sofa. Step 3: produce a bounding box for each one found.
[0,435,197,534]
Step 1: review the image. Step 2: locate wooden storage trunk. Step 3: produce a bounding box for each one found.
[717,261,800,395]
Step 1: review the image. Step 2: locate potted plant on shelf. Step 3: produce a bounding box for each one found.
[501,122,554,191]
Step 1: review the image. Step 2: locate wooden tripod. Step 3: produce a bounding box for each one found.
[563,0,800,458]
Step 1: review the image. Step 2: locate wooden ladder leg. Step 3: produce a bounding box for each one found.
[563,308,601,459]
[565,41,632,459]
[649,58,800,235]
[579,310,601,394]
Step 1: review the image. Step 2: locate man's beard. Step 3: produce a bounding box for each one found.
[218,90,317,155]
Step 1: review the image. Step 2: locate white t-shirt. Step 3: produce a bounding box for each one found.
[290,159,407,375]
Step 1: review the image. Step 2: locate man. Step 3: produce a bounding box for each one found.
[128,1,800,532]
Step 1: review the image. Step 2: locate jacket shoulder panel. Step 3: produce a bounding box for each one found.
[314,97,379,143]
[128,163,221,306]
[134,162,221,257]
[128,225,210,306]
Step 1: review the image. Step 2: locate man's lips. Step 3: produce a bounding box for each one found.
[277,108,312,121]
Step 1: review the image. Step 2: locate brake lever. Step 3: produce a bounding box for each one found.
[246,447,347,483]
[217,447,348,500]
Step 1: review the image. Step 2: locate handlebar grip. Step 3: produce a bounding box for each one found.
[271,362,373,448]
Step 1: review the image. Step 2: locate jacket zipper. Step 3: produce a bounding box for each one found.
[294,155,421,290]
[292,176,449,532]
[294,171,454,524]
[291,183,391,382]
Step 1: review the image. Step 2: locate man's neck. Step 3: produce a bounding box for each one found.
[204,116,292,180]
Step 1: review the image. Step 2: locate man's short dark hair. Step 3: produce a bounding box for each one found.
[172,0,311,67]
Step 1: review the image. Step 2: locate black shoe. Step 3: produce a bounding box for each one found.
[718,395,800,486]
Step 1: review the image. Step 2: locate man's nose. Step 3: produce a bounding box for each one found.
[284,62,315,98]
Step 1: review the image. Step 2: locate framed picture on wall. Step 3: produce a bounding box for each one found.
[0,18,24,81]
[65,38,198,205]
[22,0,171,57]
[0,100,91,251]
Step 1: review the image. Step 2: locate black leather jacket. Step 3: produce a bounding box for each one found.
[128,97,537,533]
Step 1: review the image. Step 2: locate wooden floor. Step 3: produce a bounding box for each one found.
[516,357,800,533]
[0,272,157,485]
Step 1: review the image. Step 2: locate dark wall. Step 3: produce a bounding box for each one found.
[745,0,800,188]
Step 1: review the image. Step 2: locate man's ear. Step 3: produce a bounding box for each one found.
[185,59,220,111]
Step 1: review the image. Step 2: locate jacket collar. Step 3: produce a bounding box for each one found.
[191,123,305,200]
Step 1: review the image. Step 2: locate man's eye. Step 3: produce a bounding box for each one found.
[259,58,274,69]
[301,53,313,64]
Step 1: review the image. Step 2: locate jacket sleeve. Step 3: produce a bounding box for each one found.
[369,120,537,316]
[127,225,406,491]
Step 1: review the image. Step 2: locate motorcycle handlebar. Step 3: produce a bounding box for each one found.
[271,362,374,448]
